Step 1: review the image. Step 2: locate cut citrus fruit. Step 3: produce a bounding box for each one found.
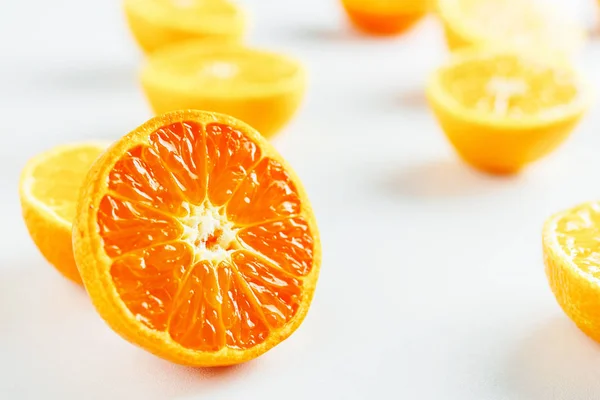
[341,0,428,36]
[426,49,588,174]
[72,110,321,366]
[543,201,600,343]
[140,42,306,139]
[20,142,108,284]
[124,0,246,53]
[436,0,585,57]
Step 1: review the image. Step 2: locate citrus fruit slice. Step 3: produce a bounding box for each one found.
[436,0,585,57]
[543,201,600,343]
[124,0,246,53]
[140,42,306,139]
[340,0,428,36]
[20,142,108,284]
[426,49,588,174]
[73,110,321,366]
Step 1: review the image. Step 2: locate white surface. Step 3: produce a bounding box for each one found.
[2,0,600,399]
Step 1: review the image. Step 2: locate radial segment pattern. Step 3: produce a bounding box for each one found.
[97,121,315,351]
[439,54,579,118]
[554,202,600,279]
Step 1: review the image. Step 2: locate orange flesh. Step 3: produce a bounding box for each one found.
[98,121,313,351]
[439,55,579,118]
[555,203,600,278]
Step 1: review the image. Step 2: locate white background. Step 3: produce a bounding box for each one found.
[2,0,600,399]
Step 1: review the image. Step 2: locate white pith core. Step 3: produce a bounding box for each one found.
[485,77,528,115]
[202,61,239,79]
[180,203,238,264]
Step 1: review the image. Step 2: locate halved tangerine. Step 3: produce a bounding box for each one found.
[73,110,321,366]
[140,42,306,138]
[426,49,588,174]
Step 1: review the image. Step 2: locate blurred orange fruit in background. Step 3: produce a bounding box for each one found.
[20,143,107,284]
[341,0,429,36]
[141,42,306,138]
[436,0,585,57]
[544,202,600,344]
[124,0,247,53]
[426,49,588,174]
[72,110,321,366]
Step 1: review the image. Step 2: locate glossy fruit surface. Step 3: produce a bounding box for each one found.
[73,110,321,366]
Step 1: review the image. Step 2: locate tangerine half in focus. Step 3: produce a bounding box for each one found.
[341,0,428,36]
[73,110,321,366]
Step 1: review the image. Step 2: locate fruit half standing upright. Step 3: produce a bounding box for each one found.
[73,110,321,366]
[427,49,588,174]
[141,42,306,139]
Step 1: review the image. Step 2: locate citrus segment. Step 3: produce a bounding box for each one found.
[426,49,588,174]
[124,0,246,53]
[238,217,314,276]
[232,251,302,329]
[112,242,194,330]
[140,42,306,138]
[217,261,271,349]
[151,121,209,205]
[98,195,184,257]
[20,142,107,283]
[544,202,600,343]
[74,111,320,366]
[108,146,188,217]
[227,157,301,225]
[206,122,262,206]
[167,260,230,351]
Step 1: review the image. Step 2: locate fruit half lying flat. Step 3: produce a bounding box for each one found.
[544,202,600,343]
[436,0,584,57]
[20,142,107,284]
[73,110,321,366]
[426,49,588,174]
[124,0,246,53]
[141,42,305,139]
[341,0,428,36]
